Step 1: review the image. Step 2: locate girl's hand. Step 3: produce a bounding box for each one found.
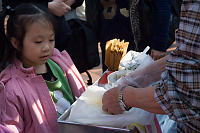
[48,1,71,16]
[102,86,124,115]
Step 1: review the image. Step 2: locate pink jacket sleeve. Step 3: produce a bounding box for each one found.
[0,125,14,133]
[0,81,24,133]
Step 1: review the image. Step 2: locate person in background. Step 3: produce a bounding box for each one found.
[102,0,200,132]
[130,0,171,60]
[2,0,84,52]
[0,0,83,71]
[0,0,2,11]
[86,0,172,72]
[0,4,86,133]
[63,0,100,75]
[86,0,135,72]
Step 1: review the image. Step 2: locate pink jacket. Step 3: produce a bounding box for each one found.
[0,125,13,133]
[0,49,86,133]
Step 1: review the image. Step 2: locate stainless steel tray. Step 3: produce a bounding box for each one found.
[57,106,138,133]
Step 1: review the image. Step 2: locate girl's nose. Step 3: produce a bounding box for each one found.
[42,42,50,51]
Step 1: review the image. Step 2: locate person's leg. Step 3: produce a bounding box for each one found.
[100,42,107,72]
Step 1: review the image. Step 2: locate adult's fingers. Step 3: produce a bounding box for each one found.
[64,4,71,12]
[102,104,108,113]
[107,105,124,115]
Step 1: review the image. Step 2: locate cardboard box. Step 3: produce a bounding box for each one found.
[57,107,138,133]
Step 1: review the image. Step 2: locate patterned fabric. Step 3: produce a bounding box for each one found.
[155,0,200,133]
[129,0,140,50]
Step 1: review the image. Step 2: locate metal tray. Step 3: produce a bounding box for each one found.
[57,106,138,133]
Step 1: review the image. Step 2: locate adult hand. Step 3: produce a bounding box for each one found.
[48,0,71,17]
[102,85,166,114]
[150,49,166,60]
[102,86,124,115]
[64,0,75,7]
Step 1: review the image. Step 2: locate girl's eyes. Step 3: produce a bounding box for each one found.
[35,41,42,44]
[34,39,55,44]
[49,39,55,42]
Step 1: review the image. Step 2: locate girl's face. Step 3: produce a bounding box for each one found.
[21,21,55,68]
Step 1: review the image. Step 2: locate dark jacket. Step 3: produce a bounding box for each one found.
[86,0,135,49]
[130,0,172,52]
[85,0,101,41]
[2,0,84,51]
[86,0,174,52]
[3,0,83,9]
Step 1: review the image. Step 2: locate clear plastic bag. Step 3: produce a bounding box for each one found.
[66,85,154,128]
[107,70,132,88]
[119,46,154,71]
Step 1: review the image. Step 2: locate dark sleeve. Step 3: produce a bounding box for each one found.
[3,0,50,8]
[71,0,84,9]
[151,0,171,52]
[0,10,6,67]
[85,0,101,42]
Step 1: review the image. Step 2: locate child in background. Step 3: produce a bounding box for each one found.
[0,3,86,133]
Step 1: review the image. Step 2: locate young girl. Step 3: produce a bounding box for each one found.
[0,3,86,133]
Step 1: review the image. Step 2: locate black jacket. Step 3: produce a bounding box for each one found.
[2,0,84,51]
[3,0,83,9]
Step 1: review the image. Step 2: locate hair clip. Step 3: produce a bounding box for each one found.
[5,6,15,16]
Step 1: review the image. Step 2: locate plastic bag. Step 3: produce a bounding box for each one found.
[119,46,154,71]
[66,85,154,128]
[111,46,154,88]
[107,70,132,87]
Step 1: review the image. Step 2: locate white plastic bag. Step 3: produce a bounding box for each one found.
[119,46,154,71]
[66,85,154,128]
[114,46,156,87]
[107,70,132,87]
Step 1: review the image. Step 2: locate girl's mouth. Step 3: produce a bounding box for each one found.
[40,55,49,60]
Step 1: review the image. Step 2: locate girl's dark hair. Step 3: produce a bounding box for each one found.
[0,3,56,69]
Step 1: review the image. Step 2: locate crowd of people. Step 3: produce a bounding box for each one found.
[0,0,199,133]
[86,0,172,71]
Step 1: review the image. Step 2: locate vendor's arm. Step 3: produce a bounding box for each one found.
[118,56,167,88]
[124,86,166,114]
[102,85,166,115]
